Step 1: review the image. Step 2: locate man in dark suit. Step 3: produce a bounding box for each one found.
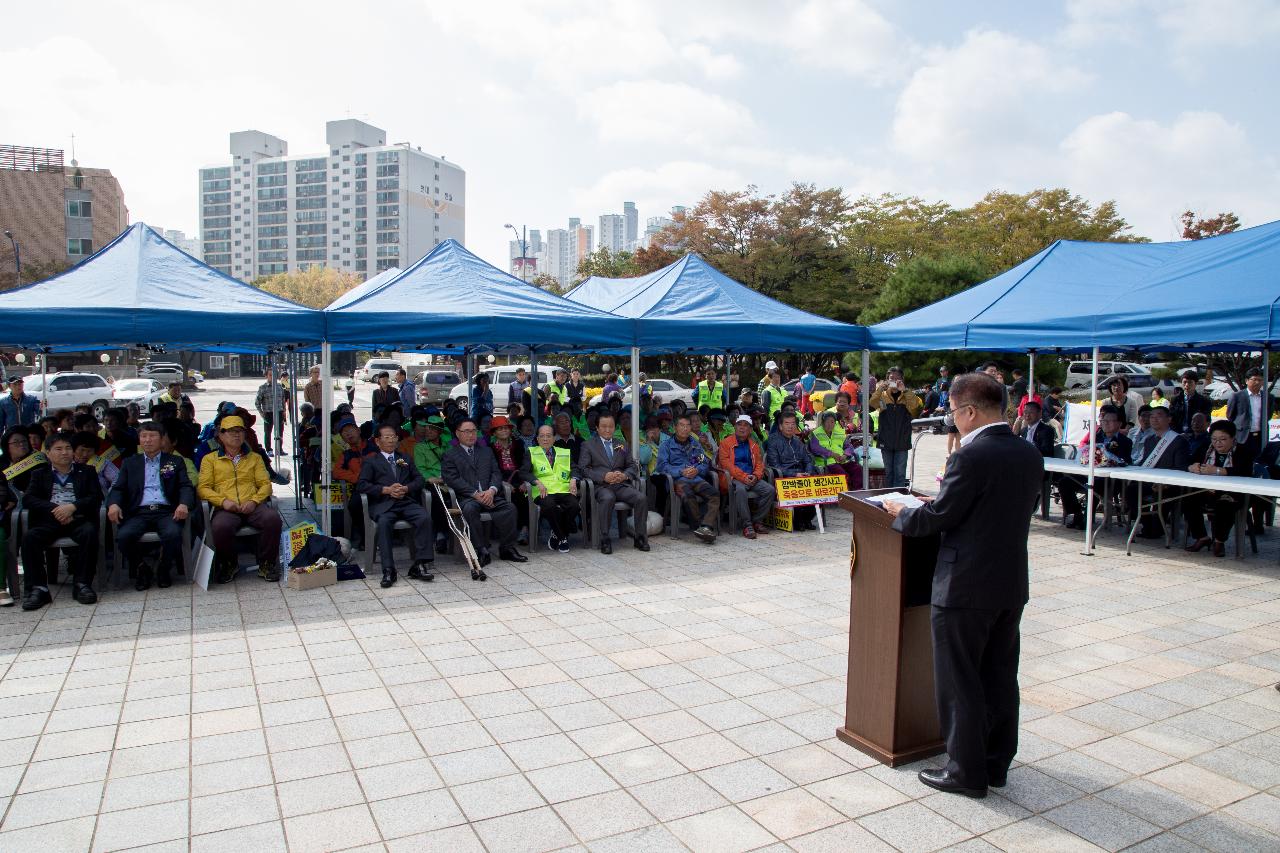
[357,424,436,589]
[1059,405,1130,529]
[21,432,103,609]
[107,422,194,590]
[883,373,1043,798]
[441,418,526,567]
[576,412,649,554]
[1170,371,1212,434]
[1130,404,1192,538]
[1225,368,1266,458]
[1018,400,1055,458]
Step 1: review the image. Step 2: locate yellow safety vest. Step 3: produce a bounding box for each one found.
[547,382,568,404]
[528,446,572,495]
[764,384,785,422]
[812,424,846,469]
[696,380,724,410]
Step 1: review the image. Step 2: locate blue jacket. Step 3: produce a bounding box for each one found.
[0,393,40,431]
[656,435,710,484]
[399,380,417,412]
[766,433,815,476]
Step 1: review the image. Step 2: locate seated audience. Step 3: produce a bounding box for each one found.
[442,418,525,567]
[766,412,818,530]
[197,415,284,584]
[107,422,194,590]
[20,432,102,609]
[656,414,719,543]
[810,410,863,490]
[356,423,436,588]
[1183,419,1256,557]
[520,425,581,553]
[576,413,649,553]
[1060,406,1131,529]
[718,414,775,538]
[1018,400,1055,457]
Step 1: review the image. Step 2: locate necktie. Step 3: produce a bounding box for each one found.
[604,441,613,462]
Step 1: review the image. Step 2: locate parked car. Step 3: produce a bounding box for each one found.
[590,378,691,408]
[111,378,167,415]
[139,362,185,384]
[1066,374,1178,402]
[413,369,463,405]
[20,372,114,419]
[354,359,405,383]
[448,365,566,410]
[1064,360,1150,390]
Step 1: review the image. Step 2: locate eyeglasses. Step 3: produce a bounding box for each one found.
[457,427,477,434]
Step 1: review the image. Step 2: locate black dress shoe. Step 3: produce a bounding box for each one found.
[918,768,986,798]
[74,584,97,605]
[478,550,492,568]
[157,571,172,589]
[600,538,612,554]
[499,546,527,563]
[633,538,650,552]
[134,570,152,592]
[21,588,52,611]
[380,570,397,588]
[407,562,435,582]
[988,774,1007,788]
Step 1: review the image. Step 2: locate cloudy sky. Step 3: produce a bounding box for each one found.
[3,0,1277,269]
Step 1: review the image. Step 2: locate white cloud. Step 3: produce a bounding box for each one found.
[570,161,746,217]
[892,29,1091,162]
[779,0,916,83]
[577,81,756,148]
[680,43,743,80]
[1155,0,1280,47]
[1061,110,1280,239]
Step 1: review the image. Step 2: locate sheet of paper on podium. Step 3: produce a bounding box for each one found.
[859,491,927,510]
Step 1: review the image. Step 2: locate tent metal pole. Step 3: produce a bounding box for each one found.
[40,350,47,414]
[631,346,641,460]
[1264,346,1270,432]
[529,349,538,417]
[464,349,473,417]
[724,353,732,408]
[270,353,282,462]
[1082,345,1099,556]
[320,342,332,535]
[860,349,871,475]
[1028,351,1035,401]
[287,350,302,511]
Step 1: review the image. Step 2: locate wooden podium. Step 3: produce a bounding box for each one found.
[835,489,945,767]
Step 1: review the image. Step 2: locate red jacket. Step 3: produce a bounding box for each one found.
[718,434,764,484]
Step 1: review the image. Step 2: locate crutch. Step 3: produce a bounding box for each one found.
[432,482,487,581]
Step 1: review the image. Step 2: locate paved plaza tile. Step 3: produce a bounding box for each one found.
[0,434,1276,851]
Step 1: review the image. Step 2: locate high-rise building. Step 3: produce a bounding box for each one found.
[623,201,637,249]
[158,228,200,260]
[598,213,625,253]
[0,145,128,273]
[637,213,676,249]
[544,219,595,290]
[198,119,465,281]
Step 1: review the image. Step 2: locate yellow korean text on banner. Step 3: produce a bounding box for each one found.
[774,474,846,508]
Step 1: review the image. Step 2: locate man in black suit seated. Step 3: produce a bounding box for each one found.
[1059,406,1131,530]
[441,418,526,568]
[1129,405,1191,538]
[21,432,102,610]
[883,373,1043,799]
[1183,419,1256,557]
[1018,400,1055,458]
[357,424,436,589]
[576,412,649,554]
[107,422,194,590]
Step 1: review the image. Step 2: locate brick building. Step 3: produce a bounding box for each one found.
[0,145,129,280]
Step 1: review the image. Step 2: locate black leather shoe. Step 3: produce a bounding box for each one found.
[478,550,492,568]
[380,570,397,588]
[21,588,52,611]
[134,569,152,592]
[988,774,1007,788]
[600,538,612,555]
[918,768,986,798]
[74,584,97,605]
[157,571,172,589]
[634,538,650,552]
[407,562,435,582]
[499,547,527,563]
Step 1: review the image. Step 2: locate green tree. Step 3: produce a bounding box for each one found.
[574,247,640,283]
[531,273,565,294]
[0,258,73,291]
[1180,209,1240,240]
[252,265,362,308]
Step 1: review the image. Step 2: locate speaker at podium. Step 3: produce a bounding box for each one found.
[836,488,945,767]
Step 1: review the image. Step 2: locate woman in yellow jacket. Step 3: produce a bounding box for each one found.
[197,416,284,585]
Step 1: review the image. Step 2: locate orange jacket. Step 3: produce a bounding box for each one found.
[334,440,369,484]
[717,434,764,484]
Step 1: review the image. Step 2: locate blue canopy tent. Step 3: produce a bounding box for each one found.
[564,252,866,354]
[318,238,638,531]
[324,239,635,353]
[866,217,1280,555]
[0,223,325,349]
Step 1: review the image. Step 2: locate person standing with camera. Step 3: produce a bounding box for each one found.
[870,367,922,487]
[882,372,1044,799]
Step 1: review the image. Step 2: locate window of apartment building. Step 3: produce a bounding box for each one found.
[297,248,326,262]
[375,164,399,177]
[206,216,232,229]
[296,171,326,185]
[257,174,287,187]
[202,167,231,180]
[206,228,233,240]
[258,162,285,175]
[355,247,367,259]
[202,178,231,191]
[354,167,367,179]
[66,200,93,218]
[258,263,288,276]
[296,237,327,249]
[259,212,287,225]
[376,217,398,231]
[354,153,367,165]
[354,180,367,193]
[375,191,398,204]
[257,226,287,238]
[355,233,366,246]
[376,232,399,244]
[354,207,367,219]
[376,150,399,164]
[376,204,398,217]
[259,250,287,262]
[296,223,325,236]
[258,187,287,200]
[294,158,326,172]
[295,210,326,223]
[294,184,326,198]
[376,178,399,191]
[203,204,232,217]
[259,199,289,212]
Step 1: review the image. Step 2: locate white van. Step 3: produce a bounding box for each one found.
[1064,360,1150,390]
[354,358,405,383]
[448,365,565,410]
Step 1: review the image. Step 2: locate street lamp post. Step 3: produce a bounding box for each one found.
[504,223,528,283]
[3,230,19,285]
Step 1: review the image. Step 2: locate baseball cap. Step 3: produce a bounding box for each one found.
[219,416,246,430]
[735,415,753,425]
[765,360,777,370]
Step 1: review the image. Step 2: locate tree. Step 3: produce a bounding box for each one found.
[1180,210,1240,240]
[632,244,678,274]
[531,273,564,294]
[0,258,73,292]
[574,247,639,283]
[252,265,362,308]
